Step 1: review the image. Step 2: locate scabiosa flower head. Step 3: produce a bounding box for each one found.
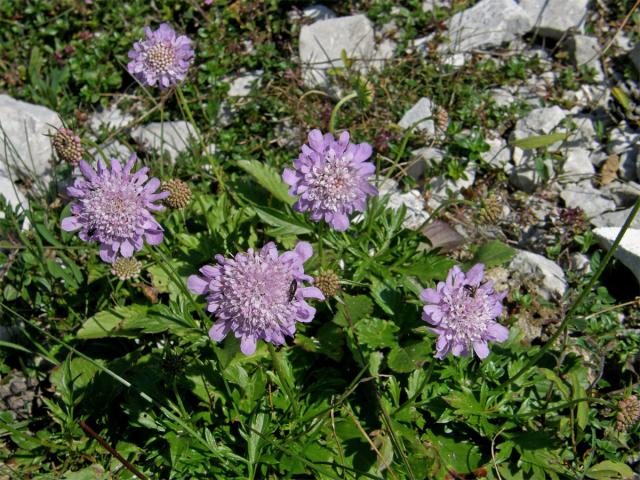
[127,23,194,89]
[187,242,324,355]
[61,154,169,263]
[282,129,378,231]
[162,179,192,209]
[111,257,142,280]
[420,263,509,360]
[53,128,83,166]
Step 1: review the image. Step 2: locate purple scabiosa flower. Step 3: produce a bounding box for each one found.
[187,242,324,355]
[420,264,509,360]
[61,154,169,263]
[282,129,378,231]
[127,23,194,89]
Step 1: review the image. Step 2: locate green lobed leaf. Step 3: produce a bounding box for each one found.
[585,460,634,479]
[354,317,399,349]
[237,159,294,205]
[510,132,568,150]
[470,240,516,268]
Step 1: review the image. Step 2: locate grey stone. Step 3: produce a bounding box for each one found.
[0,174,27,216]
[299,15,377,88]
[407,147,445,179]
[422,0,450,11]
[427,164,476,210]
[88,104,134,132]
[289,4,336,23]
[481,136,511,170]
[510,250,568,300]
[560,147,595,180]
[378,179,429,229]
[131,121,199,162]
[490,88,516,107]
[565,115,599,150]
[601,181,640,207]
[227,70,263,97]
[566,35,602,72]
[593,227,640,285]
[608,124,640,181]
[88,140,131,162]
[591,208,640,230]
[570,252,592,274]
[508,158,553,192]
[631,44,640,73]
[511,106,568,141]
[442,0,531,52]
[398,97,437,136]
[518,0,589,38]
[0,94,62,186]
[560,180,616,219]
[373,39,396,68]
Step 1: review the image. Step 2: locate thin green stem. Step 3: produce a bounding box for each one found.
[175,86,226,190]
[329,92,357,135]
[267,344,300,417]
[505,198,640,388]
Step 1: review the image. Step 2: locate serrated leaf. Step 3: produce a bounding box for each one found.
[443,390,485,415]
[471,240,516,267]
[425,432,483,475]
[400,254,455,282]
[585,460,634,479]
[254,206,312,236]
[354,318,399,349]
[76,305,149,339]
[237,159,293,205]
[333,294,374,327]
[511,132,568,150]
[387,342,430,373]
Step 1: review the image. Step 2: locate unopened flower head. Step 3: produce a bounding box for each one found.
[187,242,324,355]
[53,128,83,166]
[61,154,169,263]
[127,23,194,88]
[315,270,341,297]
[162,179,192,209]
[420,263,509,360]
[283,129,378,231]
[616,395,640,432]
[111,257,142,280]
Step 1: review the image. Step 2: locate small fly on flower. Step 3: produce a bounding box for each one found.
[288,280,297,302]
[463,284,478,297]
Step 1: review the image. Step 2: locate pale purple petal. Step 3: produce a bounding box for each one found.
[188,242,322,355]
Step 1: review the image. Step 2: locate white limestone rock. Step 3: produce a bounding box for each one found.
[518,0,589,38]
[560,147,595,181]
[481,136,511,170]
[398,97,437,137]
[560,180,617,219]
[407,147,445,179]
[131,121,199,163]
[593,227,640,285]
[566,34,603,80]
[227,71,263,97]
[299,14,377,88]
[591,208,640,230]
[0,94,62,186]
[378,179,429,229]
[510,250,568,300]
[427,164,476,210]
[289,4,336,23]
[608,124,640,181]
[0,174,27,217]
[442,0,531,52]
[88,104,134,133]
